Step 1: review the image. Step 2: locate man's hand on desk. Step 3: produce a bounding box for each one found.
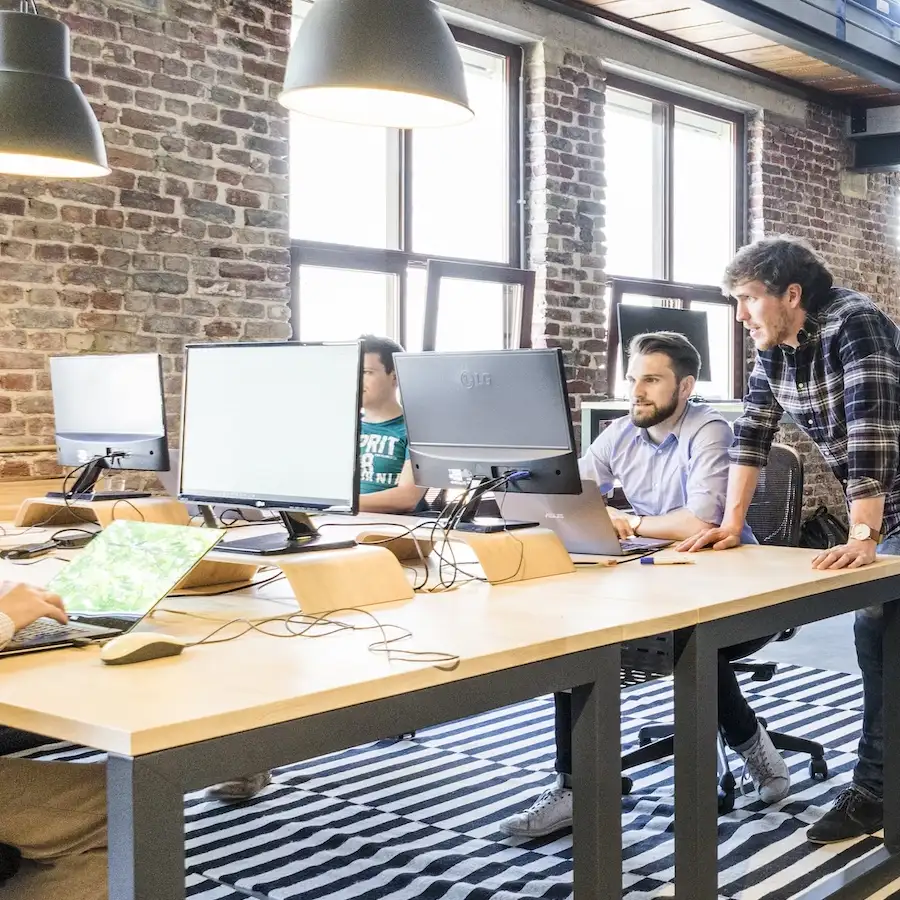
[606,509,635,540]
[0,582,67,631]
[676,525,742,553]
[811,540,877,571]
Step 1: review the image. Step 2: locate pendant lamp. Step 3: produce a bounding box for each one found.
[0,4,109,178]
[280,0,473,129]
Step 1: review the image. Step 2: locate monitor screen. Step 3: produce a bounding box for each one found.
[179,341,362,512]
[394,348,580,494]
[617,305,711,382]
[50,353,168,472]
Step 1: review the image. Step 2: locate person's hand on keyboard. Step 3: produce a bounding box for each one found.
[0,583,67,632]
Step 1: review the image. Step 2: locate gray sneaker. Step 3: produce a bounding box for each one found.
[205,771,272,801]
[500,776,572,837]
[734,725,790,804]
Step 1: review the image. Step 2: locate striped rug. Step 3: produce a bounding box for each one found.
[17,664,884,900]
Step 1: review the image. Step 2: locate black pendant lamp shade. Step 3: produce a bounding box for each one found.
[0,10,109,178]
[280,0,473,129]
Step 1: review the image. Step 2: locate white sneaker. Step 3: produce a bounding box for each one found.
[500,776,573,837]
[205,771,272,801]
[735,725,790,804]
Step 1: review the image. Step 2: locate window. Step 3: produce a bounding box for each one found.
[289,25,524,350]
[603,76,746,399]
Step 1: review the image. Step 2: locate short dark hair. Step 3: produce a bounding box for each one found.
[628,330,701,381]
[360,334,404,375]
[723,236,834,309]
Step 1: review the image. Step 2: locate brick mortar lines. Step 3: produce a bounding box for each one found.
[525,45,606,447]
[0,0,291,479]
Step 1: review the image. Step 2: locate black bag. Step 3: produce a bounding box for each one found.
[799,505,848,549]
[0,842,21,885]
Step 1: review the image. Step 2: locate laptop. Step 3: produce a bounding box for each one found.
[2,520,224,655]
[157,449,278,523]
[496,480,672,556]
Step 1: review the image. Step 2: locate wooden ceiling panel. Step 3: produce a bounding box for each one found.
[572,0,900,103]
[698,34,779,53]
[665,21,748,41]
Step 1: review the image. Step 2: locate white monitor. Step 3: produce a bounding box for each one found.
[180,341,362,515]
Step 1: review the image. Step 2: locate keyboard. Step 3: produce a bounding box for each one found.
[7,617,119,651]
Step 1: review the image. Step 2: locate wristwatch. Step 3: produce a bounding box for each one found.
[849,522,881,543]
[628,514,643,535]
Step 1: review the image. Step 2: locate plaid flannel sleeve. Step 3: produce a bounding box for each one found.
[729,357,783,469]
[840,311,900,502]
[0,611,13,651]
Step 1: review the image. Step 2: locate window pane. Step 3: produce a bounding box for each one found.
[410,45,509,262]
[290,117,397,248]
[604,90,665,279]
[672,107,735,285]
[295,267,398,342]
[692,301,733,400]
[406,268,426,352]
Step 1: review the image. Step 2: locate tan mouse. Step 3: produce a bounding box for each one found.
[100,632,187,666]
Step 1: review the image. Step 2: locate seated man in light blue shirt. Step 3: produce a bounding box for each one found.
[501,331,789,839]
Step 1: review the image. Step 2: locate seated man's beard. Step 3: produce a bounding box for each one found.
[631,393,679,428]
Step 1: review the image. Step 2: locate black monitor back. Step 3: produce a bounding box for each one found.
[394,348,580,494]
[617,305,711,381]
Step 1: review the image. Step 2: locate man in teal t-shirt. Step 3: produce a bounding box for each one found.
[358,335,425,514]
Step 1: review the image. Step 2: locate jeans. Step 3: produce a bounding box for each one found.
[852,533,900,800]
[554,633,761,777]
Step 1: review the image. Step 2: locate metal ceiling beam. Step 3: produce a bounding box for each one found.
[532,0,850,109]
[701,0,900,92]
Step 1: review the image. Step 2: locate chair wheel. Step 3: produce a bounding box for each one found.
[809,758,829,780]
[718,789,735,814]
[622,776,633,795]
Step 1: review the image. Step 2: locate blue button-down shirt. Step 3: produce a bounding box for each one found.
[579,401,757,544]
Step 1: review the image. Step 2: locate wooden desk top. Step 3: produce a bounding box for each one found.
[1,534,899,757]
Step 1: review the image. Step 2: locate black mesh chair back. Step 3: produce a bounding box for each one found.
[746,443,804,547]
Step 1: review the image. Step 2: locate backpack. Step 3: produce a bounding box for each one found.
[799,505,848,549]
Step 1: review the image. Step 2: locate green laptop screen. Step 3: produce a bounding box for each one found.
[48,520,223,615]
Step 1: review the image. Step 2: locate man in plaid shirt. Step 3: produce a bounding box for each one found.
[681,236,900,844]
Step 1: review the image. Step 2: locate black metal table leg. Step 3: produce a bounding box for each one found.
[572,645,623,900]
[674,624,719,899]
[107,753,186,900]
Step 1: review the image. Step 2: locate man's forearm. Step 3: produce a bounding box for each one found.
[849,495,886,536]
[721,464,761,531]
[358,486,425,514]
[637,508,712,541]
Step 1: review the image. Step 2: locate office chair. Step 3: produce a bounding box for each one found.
[620,444,830,812]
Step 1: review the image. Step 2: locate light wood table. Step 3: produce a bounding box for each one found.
[2,537,900,900]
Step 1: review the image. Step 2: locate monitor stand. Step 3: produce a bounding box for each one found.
[214,510,357,556]
[46,457,150,502]
[444,479,537,534]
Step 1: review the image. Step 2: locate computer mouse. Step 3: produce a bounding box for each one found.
[100,632,187,666]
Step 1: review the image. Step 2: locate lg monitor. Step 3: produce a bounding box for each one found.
[49,352,169,501]
[179,340,363,555]
[394,348,581,532]
[616,305,711,384]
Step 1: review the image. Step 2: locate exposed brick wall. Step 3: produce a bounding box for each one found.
[749,104,900,520]
[0,0,290,481]
[525,44,606,444]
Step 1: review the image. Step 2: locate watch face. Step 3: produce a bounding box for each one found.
[851,524,871,540]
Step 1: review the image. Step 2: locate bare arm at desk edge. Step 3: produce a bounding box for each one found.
[677,464,761,552]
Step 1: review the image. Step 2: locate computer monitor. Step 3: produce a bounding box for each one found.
[616,305,711,383]
[394,348,581,532]
[179,340,363,555]
[49,352,169,501]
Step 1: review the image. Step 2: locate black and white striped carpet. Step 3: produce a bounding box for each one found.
[17,664,884,900]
